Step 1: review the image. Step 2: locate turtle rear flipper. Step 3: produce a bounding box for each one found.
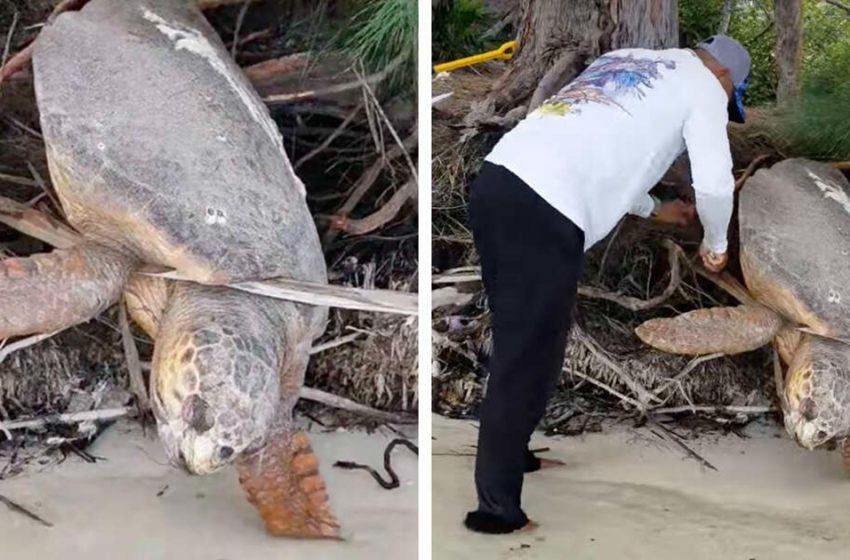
[635,304,784,355]
[238,430,341,539]
[0,242,134,338]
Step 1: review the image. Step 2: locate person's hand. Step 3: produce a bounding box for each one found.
[651,199,696,227]
[699,243,728,272]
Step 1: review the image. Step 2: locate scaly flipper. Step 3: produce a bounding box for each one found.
[237,429,341,539]
[0,242,134,338]
[635,304,784,355]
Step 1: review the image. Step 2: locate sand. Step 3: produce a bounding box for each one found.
[0,420,417,560]
[433,414,850,560]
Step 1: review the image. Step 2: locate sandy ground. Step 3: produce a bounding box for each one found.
[0,420,417,560]
[433,414,850,560]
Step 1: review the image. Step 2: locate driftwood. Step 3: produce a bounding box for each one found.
[0,195,417,315]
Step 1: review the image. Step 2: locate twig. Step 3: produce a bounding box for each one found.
[262,52,405,105]
[0,172,38,187]
[825,0,850,16]
[0,407,133,431]
[578,240,682,311]
[295,103,362,169]
[0,494,53,528]
[330,179,416,235]
[299,387,416,424]
[0,11,19,93]
[574,328,658,407]
[242,52,311,83]
[119,304,149,411]
[564,367,644,409]
[230,0,251,58]
[734,154,770,191]
[651,405,772,415]
[651,353,725,398]
[309,332,365,355]
[0,330,62,365]
[354,66,418,183]
[649,423,718,471]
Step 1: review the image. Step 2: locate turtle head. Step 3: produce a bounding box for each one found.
[782,336,850,450]
[150,288,285,475]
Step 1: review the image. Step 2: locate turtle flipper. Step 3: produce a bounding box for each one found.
[0,242,134,338]
[237,429,341,539]
[635,304,784,355]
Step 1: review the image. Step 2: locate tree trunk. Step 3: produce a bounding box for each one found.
[491,0,679,111]
[718,0,736,34]
[774,0,802,102]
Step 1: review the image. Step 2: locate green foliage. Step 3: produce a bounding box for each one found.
[679,0,776,105]
[432,0,493,62]
[342,0,417,92]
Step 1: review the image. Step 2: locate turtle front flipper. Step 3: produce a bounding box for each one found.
[0,242,134,338]
[237,429,341,539]
[635,304,784,355]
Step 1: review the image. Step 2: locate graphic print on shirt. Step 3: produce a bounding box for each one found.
[536,54,676,117]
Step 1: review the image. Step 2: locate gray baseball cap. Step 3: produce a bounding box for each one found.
[697,35,751,123]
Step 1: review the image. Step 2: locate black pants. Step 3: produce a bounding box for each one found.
[468,162,584,525]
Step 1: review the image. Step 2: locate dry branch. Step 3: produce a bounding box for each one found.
[331,180,416,235]
[0,196,416,315]
[119,304,149,411]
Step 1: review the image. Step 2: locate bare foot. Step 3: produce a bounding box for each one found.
[517,520,539,532]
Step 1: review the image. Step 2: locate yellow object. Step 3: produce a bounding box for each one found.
[433,41,516,74]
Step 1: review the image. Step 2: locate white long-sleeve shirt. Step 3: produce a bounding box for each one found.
[485,47,734,253]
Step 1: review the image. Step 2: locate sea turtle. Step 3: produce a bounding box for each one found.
[636,158,850,465]
[0,0,339,538]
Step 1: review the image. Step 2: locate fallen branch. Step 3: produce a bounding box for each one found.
[574,328,658,407]
[734,154,770,191]
[651,404,773,415]
[0,195,417,315]
[330,180,416,235]
[299,387,416,424]
[0,386,414,433]
[649,422,718,471]
[242,52,311,84]
[262,52,405,105]
[651,353,725,398]
[0,407,133,431]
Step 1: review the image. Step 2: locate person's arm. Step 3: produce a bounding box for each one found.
[682,87,735,256]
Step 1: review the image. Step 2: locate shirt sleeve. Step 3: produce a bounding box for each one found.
[628,192,656,218]
[682,84,735,254]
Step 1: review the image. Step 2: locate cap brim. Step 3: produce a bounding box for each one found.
[728,89,745,123]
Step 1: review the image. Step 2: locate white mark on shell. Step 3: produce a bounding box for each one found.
[216,135,227,143]
[807,170,850,216]
[97,142,105,151]
[828,289,841,304]
[141,8,306,199]
[205,207,227,225]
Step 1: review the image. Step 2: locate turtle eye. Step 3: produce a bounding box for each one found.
[817,430,828,441]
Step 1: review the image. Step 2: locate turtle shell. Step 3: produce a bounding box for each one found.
[739,159,850,337]
[32,0,326,285]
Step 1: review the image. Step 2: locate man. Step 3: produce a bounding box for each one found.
[465,36,750,534]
